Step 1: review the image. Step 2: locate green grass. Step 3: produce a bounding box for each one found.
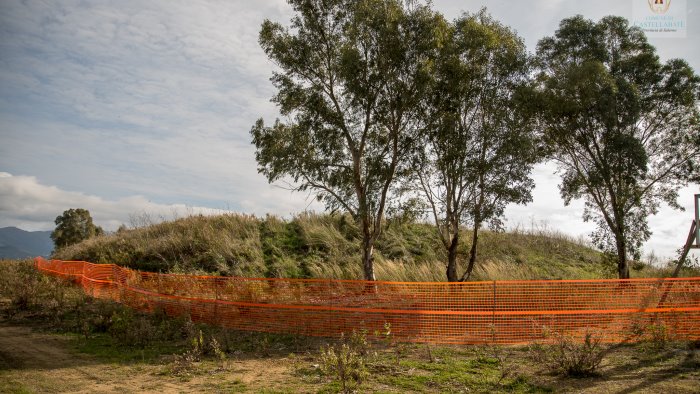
[307,344,553,393]
[71,332,183,364]
[0,379,33,394]
[53,212,699,281]
[50,212,664,281]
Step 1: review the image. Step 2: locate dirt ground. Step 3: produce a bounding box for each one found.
[2,320,700,393]
[0,323,304,393]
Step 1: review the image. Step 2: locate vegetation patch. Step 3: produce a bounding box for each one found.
[1,258,699,392]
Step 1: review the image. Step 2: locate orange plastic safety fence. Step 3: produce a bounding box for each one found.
[34,257,700,344]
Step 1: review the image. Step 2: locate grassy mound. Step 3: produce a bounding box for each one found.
[52,212,688,280]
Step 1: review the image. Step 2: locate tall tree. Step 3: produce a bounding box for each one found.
[51,208,103,250]
[536,16,700,278]
[251,0,445,280]
[414,10,538,282]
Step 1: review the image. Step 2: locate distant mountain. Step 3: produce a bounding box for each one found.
[0,227,53,259]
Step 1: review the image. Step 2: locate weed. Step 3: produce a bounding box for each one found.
[319,341,368,393]
[169,330,205,377]
[426,343,434,363]
[530,332,605,377]
[170,348,202,378]
[648,323,671,349]
[209,337,228,369]
[107,308,157,348]
[487,345,515,384]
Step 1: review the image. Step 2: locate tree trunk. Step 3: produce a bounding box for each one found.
[462,225,479,282]
[446,232,459,282]
[615,235,629,279]
[361,230,376,281]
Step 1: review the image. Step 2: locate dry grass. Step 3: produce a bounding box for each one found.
[52,212,697,281]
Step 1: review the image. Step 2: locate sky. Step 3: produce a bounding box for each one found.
[0,0,698,260]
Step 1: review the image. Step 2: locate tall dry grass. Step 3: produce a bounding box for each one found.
[53,212,695,281]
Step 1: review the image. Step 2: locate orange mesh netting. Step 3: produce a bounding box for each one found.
[35,257,700,344]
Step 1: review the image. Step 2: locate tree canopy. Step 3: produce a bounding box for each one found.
[51,208,104,250]
[535,15,700,278]
[251,0,446,280]
[252,3,700,281]
[414,10,538,282]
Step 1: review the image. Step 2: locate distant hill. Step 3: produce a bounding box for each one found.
[0,227,53,259]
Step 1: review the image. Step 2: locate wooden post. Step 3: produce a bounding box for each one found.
[695,193,699,250]
[492,280,496,344]
[658,219,698,306]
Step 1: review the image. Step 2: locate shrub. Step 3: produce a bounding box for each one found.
[319,341,368,393]
[108,308,157,348]
[647,322,672,349]
[0,259,91,322]
[169,328,229,376]
[530,332,605,377]
[0,259,44,313]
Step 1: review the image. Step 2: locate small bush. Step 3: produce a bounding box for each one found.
[107,308,157,348]
[347,329,371,357]
[318,330,372,393]
[530,332,605,377]
[319,342,368,393]
[647,322,672,349]
[168,328,229,377]
[0,260,45,313]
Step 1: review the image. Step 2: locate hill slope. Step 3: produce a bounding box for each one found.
[0,227,53,258]
[52,213,636,281]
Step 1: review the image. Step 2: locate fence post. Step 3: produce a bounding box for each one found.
[492,280,496,344]
[214,278,219,325]
[156,274,162,313]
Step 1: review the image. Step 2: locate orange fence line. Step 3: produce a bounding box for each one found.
[34,257,700,345]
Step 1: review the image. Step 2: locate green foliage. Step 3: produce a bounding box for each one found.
[535,15,700,278]
[51,208,104,251]
[0,259,81,319]
[412,9,539,282]
[319,333,370,393]
[54,213,265,275]
[107,308,159,348]
[252,0,447,280]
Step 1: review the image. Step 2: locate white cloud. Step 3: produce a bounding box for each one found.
[504,163,699,261]
[0,171,229,231]
[0,171,317,231]
[0,1,698,263]
[0,0,293,208]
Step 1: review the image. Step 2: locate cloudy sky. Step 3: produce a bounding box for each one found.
[0,0,698,260]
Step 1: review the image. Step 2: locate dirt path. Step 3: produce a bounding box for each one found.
[0,325,79,370]
[0,324,183,393]
[0,323,307,393]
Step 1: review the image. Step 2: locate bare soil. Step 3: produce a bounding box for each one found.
[0,322,302,393]
[2,320,699,393]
